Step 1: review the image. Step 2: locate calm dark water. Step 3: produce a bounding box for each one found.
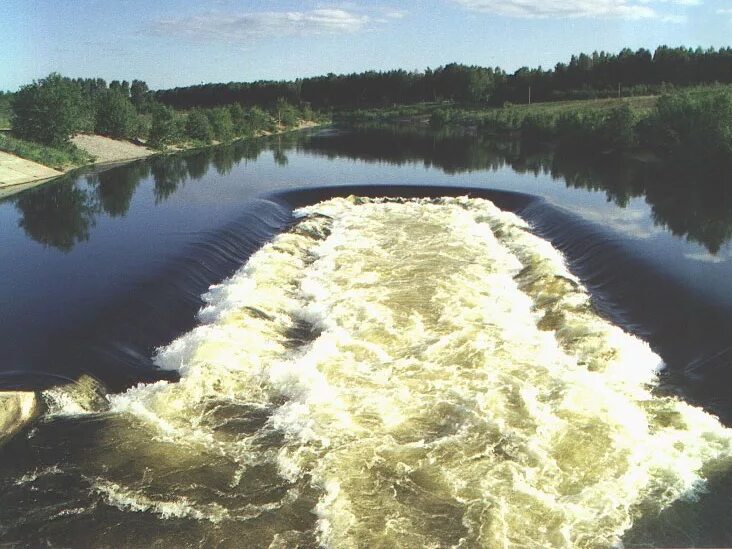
[1,125,732,546]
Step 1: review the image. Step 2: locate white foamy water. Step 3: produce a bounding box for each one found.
[53,196,732,547]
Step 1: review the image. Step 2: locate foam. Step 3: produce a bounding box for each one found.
[0,391,38,445]
[40,374,109,417]
[34,196,732,547]
[90,477,230,523]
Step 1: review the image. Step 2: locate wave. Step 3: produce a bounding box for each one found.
[0,391,38,445]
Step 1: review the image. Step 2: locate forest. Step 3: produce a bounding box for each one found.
[154,46,732,109]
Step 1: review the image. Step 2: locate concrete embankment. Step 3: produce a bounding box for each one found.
[0,151,63,190]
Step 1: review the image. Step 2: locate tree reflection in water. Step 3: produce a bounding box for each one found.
[89,162,150,217]
[14,177,97,252]
[301,124,732,255]
[8,126,732,254]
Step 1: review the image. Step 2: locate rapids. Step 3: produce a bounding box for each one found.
[3,196,731,548]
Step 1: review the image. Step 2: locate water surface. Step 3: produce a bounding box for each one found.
[1,126,731,547]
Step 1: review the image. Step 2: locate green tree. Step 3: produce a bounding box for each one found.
[228,103,248,135]
[130,80,150,112]
[207,107,234,142]
[95,89,139,138]
[11,73,87,145]
[247,106,272,132]
[149,103,178,147]
[646,90,732,163]
[601,105,637,149]
[185,109,213,143]
[109,80,130,98]
[274,98,299,127]
[301,104,315,121]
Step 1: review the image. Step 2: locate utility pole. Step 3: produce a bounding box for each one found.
[528,86,531,105]
[618,82,621,98]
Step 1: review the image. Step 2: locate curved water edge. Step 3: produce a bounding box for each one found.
[2,187,732,547]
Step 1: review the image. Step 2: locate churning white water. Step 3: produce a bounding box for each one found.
[42,196,732,547]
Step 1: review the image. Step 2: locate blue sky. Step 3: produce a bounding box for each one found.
[2,0,731,91]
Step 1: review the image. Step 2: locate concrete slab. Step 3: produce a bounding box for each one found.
[0,151,62,188]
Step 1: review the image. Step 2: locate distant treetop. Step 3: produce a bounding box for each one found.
[153,46,732,109]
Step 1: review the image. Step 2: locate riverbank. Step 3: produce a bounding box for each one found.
[336,85,732,164]
[0,120,324,194]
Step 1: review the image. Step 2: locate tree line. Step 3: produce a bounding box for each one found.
[154,46,732,109]
[476,87,732,167]
[9,74,319,151]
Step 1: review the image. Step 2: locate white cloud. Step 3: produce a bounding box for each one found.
[151,8,382,43]
[383,9,408,19]
[452,0,701,20]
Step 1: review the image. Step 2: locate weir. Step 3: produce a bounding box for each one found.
[5,184,731,417]
[2,189,731,547]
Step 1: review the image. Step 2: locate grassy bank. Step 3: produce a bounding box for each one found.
[335,95,659,125]
[0,134,93,171]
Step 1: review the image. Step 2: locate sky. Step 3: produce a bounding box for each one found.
[2,0,732,91]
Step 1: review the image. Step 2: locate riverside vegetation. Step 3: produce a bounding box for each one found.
[339,86,732,168]
[2,45,732,173]
[1,74,325,172]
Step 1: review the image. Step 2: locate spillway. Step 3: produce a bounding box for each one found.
[4,195,729,548]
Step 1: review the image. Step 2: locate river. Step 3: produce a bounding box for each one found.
[0,125,731,547]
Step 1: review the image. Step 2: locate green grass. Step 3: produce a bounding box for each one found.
[0,133,93,170]
[337,84,732,126]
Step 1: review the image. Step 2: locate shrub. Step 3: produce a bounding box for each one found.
[555,110,605,147]
[301,104,315,121]
[643,90,732,163]
[600,105,637,149]
[430,108,455,128]
[185,109,213,143]
[521,112,558,140]
[11,73,87,146]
